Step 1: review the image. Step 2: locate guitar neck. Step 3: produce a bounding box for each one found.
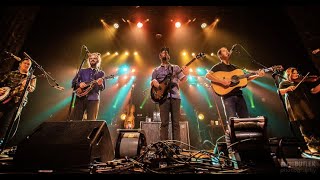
[241,67,273,79]
[175,56,198,76]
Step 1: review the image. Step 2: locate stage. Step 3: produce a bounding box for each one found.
[0,139,319,175]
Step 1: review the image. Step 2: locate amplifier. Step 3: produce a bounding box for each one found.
[140,121,190,149]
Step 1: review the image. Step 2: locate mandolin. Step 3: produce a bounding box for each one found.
[75,74,115,97]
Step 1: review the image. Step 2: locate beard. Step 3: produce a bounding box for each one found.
[161,56,168,61]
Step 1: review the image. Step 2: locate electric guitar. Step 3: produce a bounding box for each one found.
[210,65,283,96]
[150,52,206,104]
[75,74,115,97]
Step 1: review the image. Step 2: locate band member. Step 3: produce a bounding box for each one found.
[150,47,189,142]
[0,58,36,148]
[279,67,320,153]
[71,52,105,120]
[205,46,265,123]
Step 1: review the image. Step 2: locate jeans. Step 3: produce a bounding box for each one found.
[221,95,249,123]
[72,97,100,120]
[159,98,181,141]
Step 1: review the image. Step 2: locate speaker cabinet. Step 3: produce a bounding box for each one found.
[140,121,190,149]
[115,129,147,158]
[14,120,114,170]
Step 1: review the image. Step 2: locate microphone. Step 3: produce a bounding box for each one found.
[4,51,21,61]
[230,44,238,54]
[230,44,239,55]
[53,85,65,91]
[83,45,90,54]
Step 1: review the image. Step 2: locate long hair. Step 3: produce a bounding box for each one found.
[284,67,297,81]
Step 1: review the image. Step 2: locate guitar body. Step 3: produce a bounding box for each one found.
[210,69,248,96]
[150,52,206,103]
[150,77,170,104]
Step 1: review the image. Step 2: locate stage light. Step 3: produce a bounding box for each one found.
[201,23,207,29]
[113,23,119,29]
[175,22,181,28]
[137,22,143,28]
[189,68,193,73]
[191,53,195,56]
[106,52,110,56]
[134,51,138,56]
[198,113,204,120]
[120,113,126,120]
[182,51,187,56]
[210,53,214,56]
[115,52,119,55]
[125,51,129,56]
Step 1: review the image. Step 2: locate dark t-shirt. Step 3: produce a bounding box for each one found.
[279,80,318,121]
[210,62,243,98]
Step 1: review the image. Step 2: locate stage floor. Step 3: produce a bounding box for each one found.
[0,146,319,175]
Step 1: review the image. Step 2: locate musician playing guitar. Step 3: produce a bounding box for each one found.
[150,47,189,143]
[71,52,105,120]
[0,57,36,148]
[205,46,265,123]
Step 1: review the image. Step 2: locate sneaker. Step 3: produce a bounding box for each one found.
[307,144,319,153]
[303,136,320,153]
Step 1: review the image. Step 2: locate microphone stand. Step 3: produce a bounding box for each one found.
[1,52,61,152]
[236,44,268,69]
[67,45,87,121]
[169,65,174,141]
[236,44,298,137]
[23,52,63,90]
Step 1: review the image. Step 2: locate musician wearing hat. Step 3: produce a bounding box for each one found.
[150,47,189,143]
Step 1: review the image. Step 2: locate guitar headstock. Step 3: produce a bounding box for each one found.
[106,74,115,79]
[196,52,206,60]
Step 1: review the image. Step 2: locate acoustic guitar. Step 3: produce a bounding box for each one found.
[124,86,135,129]
[150,52,205,104]
[210,65,283,96]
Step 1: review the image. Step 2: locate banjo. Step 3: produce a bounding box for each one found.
[0,87,12,103]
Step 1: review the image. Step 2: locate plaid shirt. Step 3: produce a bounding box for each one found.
[0,70,36,103]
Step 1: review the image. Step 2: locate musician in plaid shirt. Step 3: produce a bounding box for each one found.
[0,58,36,149]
